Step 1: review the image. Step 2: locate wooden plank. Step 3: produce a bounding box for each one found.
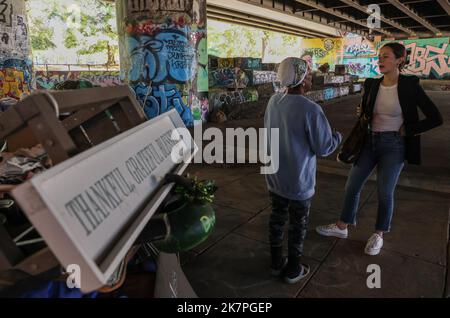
[0,108,25,139]
[14,248,59,276]
[27,114,73,165]
[51,86,133,113]
[68,126,92,154]
[62,99,122,131]
[0,224,24,271]
[119,100,146,127]
[15,98,40,121]
[6,126,39,153]
[109,104,134,133]
[27,95,78,163]
[81,112,120,146]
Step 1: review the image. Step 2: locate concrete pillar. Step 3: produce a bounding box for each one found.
[115,0,208,127]
[0,0,33,100]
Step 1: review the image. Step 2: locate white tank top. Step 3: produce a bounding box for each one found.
[371,84,404,132]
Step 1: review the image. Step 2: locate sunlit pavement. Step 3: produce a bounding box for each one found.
[180,91,450,298]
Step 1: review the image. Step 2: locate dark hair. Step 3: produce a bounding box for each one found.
[380,42,408,71]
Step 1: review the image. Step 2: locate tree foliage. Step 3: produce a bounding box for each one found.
[28,0,118,65]
[29,18,57,51]
[208,20,302,62]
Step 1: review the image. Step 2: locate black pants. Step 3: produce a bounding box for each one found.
[269,192,311,258]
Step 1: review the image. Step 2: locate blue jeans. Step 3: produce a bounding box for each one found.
[340,132,405,232]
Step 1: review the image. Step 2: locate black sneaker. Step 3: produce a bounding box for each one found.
[283,262,310,284]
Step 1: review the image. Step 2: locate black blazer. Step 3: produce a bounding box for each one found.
[361,74,443,165]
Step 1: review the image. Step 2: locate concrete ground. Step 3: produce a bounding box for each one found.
[181,164,450,298]
[180,90,450,298]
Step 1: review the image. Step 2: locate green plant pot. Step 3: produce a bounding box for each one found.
[154,200,216,254]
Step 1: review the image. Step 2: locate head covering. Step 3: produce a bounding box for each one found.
[277,57,309,88]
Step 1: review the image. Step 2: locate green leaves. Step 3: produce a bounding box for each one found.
[29,18,56,51]
[174,175,218,205]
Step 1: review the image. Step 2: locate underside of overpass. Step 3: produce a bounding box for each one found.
[207,0,450,39]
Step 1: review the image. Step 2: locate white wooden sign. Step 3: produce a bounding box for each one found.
[12,109,197,293]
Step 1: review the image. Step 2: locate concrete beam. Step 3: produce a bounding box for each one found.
[386,0,443,36]
[208,0,341,37]
[207,5,330,38]
[293,0,394,37]
[339,0,416,36]
[437,0,450,16]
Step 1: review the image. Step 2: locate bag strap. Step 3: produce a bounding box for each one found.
[361,79,376,121]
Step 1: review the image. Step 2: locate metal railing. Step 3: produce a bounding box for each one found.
[33,63,120,73]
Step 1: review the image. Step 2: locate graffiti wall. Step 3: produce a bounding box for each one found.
[35,71,122,89]
[117,0,208,126]
[0,0,33,100]
[378,37,450,79]
[209,88,258,111]
[300,38,343,71]
[342,36,379,78]
[343,36,377,59]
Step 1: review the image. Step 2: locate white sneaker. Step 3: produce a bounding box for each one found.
[365,233,384,256]
[316,223,348,239]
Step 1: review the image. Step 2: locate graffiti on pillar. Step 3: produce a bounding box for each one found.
[0,2,30,59]
[0,58,32,99]
[0,1,32,100]
[133,83,194,126]
[0,0,12,27]
[122,0,208,126]
[128,29,197,84]
[378,37,450,79]
[196,35,208,92]
[127,0,194,19]
[1,32,8,44]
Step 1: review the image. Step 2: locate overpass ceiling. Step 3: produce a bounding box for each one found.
[207,0,450,39]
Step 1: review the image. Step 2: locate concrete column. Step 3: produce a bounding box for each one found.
[115,0,208,127]
[0,0,33,100]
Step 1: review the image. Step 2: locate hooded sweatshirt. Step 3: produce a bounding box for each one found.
[264,93,342,201]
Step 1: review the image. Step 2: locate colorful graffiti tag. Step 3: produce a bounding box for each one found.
[133,83,194,124]
[209,68,249,89]
[248,71,278,86]
[128,29,197,84]
[0,59,32,99]
[118,0,208,126]
[209,88,258,111]
[0,0,33,100]
[344,57,380,78]
[344,37,376,58]
[301,38,343,71]
[35,71,121,89]
[378,37,450,79]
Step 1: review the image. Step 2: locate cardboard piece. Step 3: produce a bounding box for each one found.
[154,253,197,298]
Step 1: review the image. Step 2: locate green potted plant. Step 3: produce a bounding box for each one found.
[154,174,217,253]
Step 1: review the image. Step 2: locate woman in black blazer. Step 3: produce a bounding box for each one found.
[316,42,443,255]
